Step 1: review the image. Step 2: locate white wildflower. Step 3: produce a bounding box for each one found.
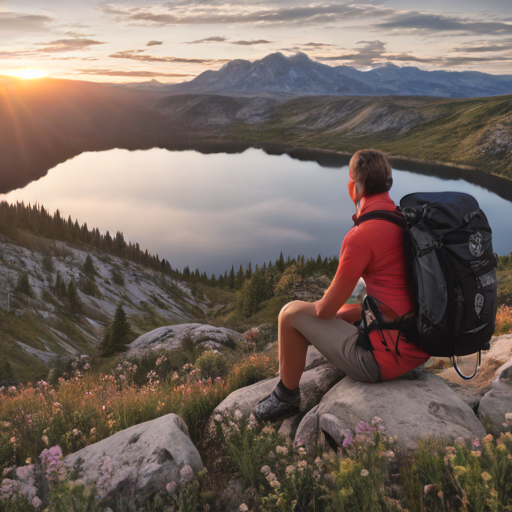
[260,465,271,475]
[276,446,288,455]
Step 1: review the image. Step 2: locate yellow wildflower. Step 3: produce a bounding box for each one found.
[454,466,468,476]
[481,472,492,482]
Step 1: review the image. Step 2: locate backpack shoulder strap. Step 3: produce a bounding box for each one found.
[354,208,406,228]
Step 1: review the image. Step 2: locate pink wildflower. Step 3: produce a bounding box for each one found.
[40,445,66,482]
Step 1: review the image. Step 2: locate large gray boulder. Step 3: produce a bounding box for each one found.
[295,372,486,450]
[478,356,512,435]
[65,414,203,502]
[127,323,242,357]
[214,362,345,419]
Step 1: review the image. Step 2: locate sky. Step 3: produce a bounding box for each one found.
[1,0,512,83]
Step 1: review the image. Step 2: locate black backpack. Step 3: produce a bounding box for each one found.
[355,191,498,380]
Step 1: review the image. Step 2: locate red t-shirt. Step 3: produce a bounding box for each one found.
[318,192,430,381]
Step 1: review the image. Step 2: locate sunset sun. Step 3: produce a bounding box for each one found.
[9,68,46,79]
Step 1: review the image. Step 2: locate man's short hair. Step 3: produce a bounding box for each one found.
[352,149,393,196]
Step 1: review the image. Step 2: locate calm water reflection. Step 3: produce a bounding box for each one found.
[2,147,512,275]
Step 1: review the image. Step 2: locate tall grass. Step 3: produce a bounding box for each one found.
[0,353,277,471]
[495,305,512,335]
[1,401,511,510]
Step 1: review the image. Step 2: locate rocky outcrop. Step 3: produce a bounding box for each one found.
[214,360,345,419]
[294,372,486,450]
[0,236,207,369]
[213,338,512,449]
[478,355,512,435]
[64,414,203,502]
[127,323,243,358]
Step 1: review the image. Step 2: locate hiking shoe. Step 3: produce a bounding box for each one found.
[253,392,300,422]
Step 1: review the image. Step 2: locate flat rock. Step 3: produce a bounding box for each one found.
[127,323,242,357]
[214,363,345,419]
[295,372,486,450]
[65,413,203,502]
[478,356,512,435]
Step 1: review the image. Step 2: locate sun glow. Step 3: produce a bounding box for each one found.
[7,69,46,79]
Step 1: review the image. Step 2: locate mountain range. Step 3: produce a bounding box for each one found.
[130,52,512,99]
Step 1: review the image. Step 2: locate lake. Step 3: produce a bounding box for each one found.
[2,146,512,275]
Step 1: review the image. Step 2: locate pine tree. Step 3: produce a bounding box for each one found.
[67,278,83,315]
[276,252,285,273]
[228,265,235,289]
[100,304,133,356]
[54,272,67,298]
[237,268,272,318]
[83,255,96,279]
[235,265,245,290]
[16,273,33,297]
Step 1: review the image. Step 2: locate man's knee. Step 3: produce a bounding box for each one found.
[279,300,303,323]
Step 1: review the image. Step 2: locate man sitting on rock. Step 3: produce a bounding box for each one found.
[254,149,430,422]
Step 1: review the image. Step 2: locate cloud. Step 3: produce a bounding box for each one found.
[77,69,194,77]
[279,47,300,52]
[183,36,270,45]
[317,39,512,68]
[0,50,33,59]
[231,39,272,45]
[318,40,387,66]
[387,53,512,66]
[109,50,229,64]
[65,31,95,38]
[35,38,105,53]
[184,36,227,44]
[451,39,512,53]
[0,11,53,35]
[101,3,393,26]
[303,42,335,48]
[147,40,163,46]
[374,12,512,36]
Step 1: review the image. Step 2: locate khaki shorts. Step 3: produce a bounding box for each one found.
[290,311,381,383]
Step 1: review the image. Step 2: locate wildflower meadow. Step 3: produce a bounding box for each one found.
[0,322,512,510]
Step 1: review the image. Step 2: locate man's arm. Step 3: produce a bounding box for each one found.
[315,237,372,320]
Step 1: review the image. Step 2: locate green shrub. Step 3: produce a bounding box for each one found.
[15,272,33,298]
[80,277,100,298]
[111,268,125,286]
[195,351,229,380]
[42,253,54,274]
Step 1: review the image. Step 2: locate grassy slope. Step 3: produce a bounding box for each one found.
[226,94,512,179]
[0,233,219,382]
